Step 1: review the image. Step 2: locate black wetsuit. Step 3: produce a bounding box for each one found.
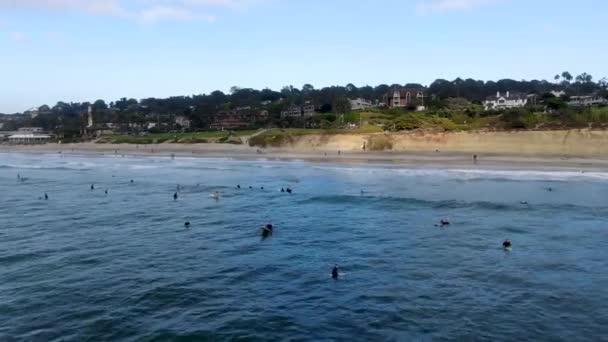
[262,224,273,237]
[332,266,339,279]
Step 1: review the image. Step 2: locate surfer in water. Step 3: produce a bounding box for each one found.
[44,193,48,200]
[184,221,191,227]
[440,219,450,226]
[173,192,178,200]
[262,224,273,238]
[503,239,512,249]
[281,188,285,192]
[237,184,241,189]
[332,265,339,279]
[286,187,292,194]
[212,191,220,200]
[90,184,95,190]
[105,189,108,195]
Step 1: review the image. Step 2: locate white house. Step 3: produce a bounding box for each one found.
[568,95,608,107]
[302,102,316,117]
[484,91,529,110]
[8,133,52,144]
[175,115,191,129]
[281,102,316,118]
[349,98,374,111]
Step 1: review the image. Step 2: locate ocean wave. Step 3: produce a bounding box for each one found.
[311,165,608,182]
[445,169,608,182]
[298,194,608,213]
[0,164,92,171]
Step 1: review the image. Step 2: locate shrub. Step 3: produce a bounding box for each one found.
[366,135,393,151]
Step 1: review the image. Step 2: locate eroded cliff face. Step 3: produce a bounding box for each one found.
[284,130,608,156]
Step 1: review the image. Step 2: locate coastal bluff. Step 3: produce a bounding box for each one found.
[3,129,608,159]
[285,129,608,156]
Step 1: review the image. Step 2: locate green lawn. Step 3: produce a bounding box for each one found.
[97,130,261,144]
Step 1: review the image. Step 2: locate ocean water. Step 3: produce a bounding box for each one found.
[1,153,607,341]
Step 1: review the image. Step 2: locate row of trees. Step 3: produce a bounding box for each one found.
[7,73,607,134]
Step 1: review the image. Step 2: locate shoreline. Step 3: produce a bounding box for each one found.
[3,142,608,172]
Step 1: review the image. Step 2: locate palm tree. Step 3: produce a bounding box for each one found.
[554,74,560,84]
[561,71,573,83]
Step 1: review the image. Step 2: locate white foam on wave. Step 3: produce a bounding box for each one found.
[446,169,608,181]
[129,164,161,170]
[311,164,608,182]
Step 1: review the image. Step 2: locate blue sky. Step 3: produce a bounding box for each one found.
[0,0,606,113]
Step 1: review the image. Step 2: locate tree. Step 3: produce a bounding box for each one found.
[318,103,332,113]
[575,72,592,83]
[554,74,560,84]
[561,71,573,83]
[92,99,108,112]
[546,97,567,111]
[599,78,608,99]
[38,104,51,112]
[302,84,315,96]
[2,120,17,131]
[114,98,129,111]
[333,97,351,114]
[345,83,359,98]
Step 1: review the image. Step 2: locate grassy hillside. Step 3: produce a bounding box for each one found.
[97,130,258,144]
[96,105,608,145]
[247,126,383,148]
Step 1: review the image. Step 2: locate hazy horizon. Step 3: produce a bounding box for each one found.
[1,0,606,113]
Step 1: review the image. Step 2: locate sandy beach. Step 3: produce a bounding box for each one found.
[2,129,608,171]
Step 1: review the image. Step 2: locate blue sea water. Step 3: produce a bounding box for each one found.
[1,153,607,341]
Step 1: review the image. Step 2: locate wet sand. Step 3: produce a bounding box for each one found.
[2,141,608,172]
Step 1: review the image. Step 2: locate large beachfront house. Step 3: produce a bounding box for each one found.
[174,115,191,129]
[383,88,425,109]
[483,91,529,110]
[568,94,608,107]
[349,98,375,111]
[210,107,268,130]
[281,102,316,119]
[7,127,53,144]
